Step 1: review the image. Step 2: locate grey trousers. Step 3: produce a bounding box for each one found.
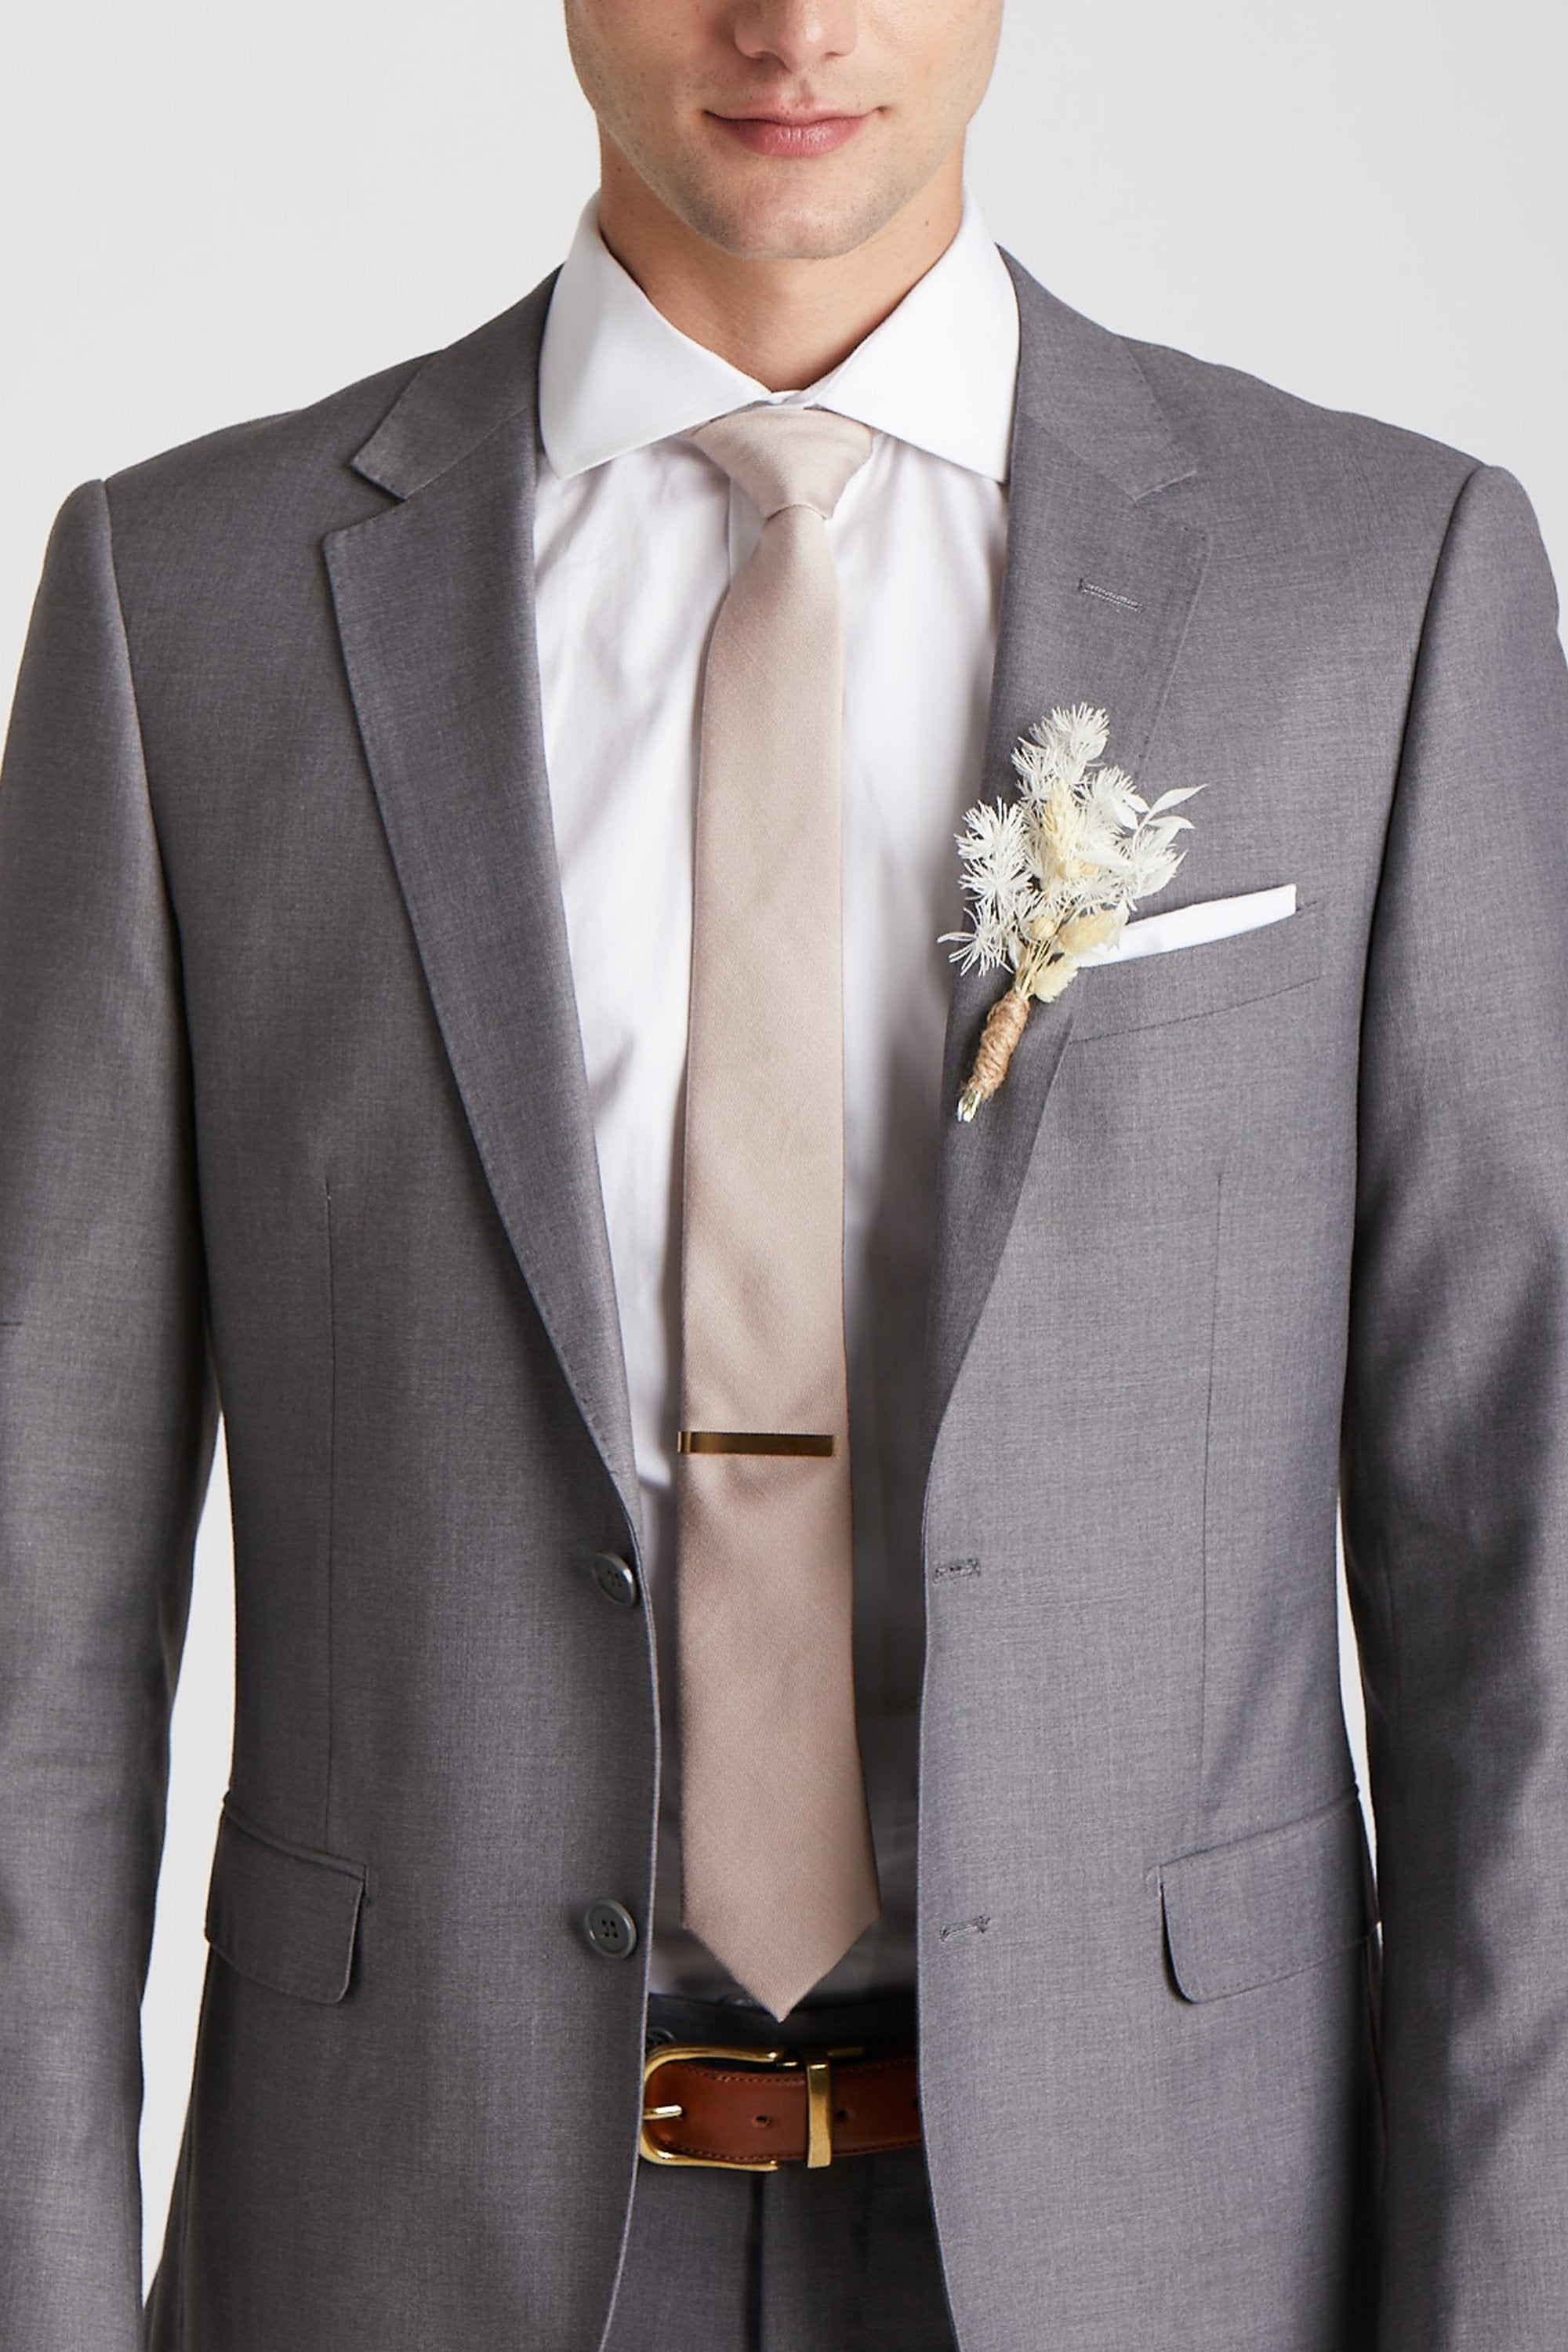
[604,2149,959,2352]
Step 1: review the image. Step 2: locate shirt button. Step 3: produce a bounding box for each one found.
[592,1552,640,1609]
[583,1899,639,1959]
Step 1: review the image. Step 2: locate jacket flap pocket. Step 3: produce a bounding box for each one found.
[1073,903,1322,1040]
[205,1802,366,2005]
[1160,1792,1376,2003]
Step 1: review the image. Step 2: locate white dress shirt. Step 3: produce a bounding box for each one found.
[534,195,1019,1999]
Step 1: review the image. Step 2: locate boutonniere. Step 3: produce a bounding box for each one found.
[942,703,1203,1121]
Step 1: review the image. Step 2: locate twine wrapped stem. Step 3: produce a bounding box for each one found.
[957,985,1032,1122]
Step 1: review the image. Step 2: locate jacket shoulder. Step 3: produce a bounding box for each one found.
[1004,256,1490,572]
[1124,329,1482,540]
[100,274,554,553]
[103,352,430,542]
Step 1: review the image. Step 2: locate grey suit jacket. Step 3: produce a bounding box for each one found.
[2,254,1566,2352]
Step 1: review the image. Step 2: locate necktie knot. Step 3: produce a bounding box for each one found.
[691,405,873,524]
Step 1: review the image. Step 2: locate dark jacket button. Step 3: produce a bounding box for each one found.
[592,1552,640,1609]
[583,1899,639,1959]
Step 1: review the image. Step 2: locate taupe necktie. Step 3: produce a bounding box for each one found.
[677,405,880,2020]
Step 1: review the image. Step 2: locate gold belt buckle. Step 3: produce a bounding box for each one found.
[641,2042,793,2172]
[640,2042,846,2172]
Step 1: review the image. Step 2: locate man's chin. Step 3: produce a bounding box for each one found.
[674,178,913,267]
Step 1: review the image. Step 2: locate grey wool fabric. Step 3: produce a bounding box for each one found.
[2,252,1567,2352]
[605,2143,957,2350]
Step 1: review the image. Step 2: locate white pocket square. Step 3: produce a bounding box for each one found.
[1078,884,1298,966]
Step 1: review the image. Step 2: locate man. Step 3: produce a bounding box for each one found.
[2,0,1566,2344]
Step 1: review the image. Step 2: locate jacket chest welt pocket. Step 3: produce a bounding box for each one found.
[1157,1791,1377,2002]
[205,1801,368,2005]
[1073,905,1323,1042]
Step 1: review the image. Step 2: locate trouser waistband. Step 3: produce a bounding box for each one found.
[645,1987,918,2053]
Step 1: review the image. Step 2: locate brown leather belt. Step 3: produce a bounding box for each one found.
[640,2041,920,2171]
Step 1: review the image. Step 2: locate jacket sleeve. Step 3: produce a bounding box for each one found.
[0,483,218,2349]
[1341,463,1568,2347]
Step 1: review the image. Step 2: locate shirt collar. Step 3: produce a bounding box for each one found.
[539,191,1019,486]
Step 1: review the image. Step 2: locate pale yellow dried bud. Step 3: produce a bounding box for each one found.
[1055,907,1123,957]
[1029,957,1080,1004]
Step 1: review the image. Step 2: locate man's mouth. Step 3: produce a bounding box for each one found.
[708,111,873,159]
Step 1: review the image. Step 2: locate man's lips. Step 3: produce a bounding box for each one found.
[710,111,871,159]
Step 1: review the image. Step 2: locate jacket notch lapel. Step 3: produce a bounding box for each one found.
[325,289,641,1541]
[924,271,1211,1471]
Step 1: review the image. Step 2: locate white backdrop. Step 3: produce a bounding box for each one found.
[2,0,1563,2286]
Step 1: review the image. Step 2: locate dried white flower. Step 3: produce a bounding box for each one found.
[1014,701,1109,797]
[945,706,1204,1118]
[942,800,1033,974]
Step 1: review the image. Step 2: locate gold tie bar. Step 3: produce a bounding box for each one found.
[677,1431,837,1458]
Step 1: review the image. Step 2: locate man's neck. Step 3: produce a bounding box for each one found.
[594,147,965,393]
